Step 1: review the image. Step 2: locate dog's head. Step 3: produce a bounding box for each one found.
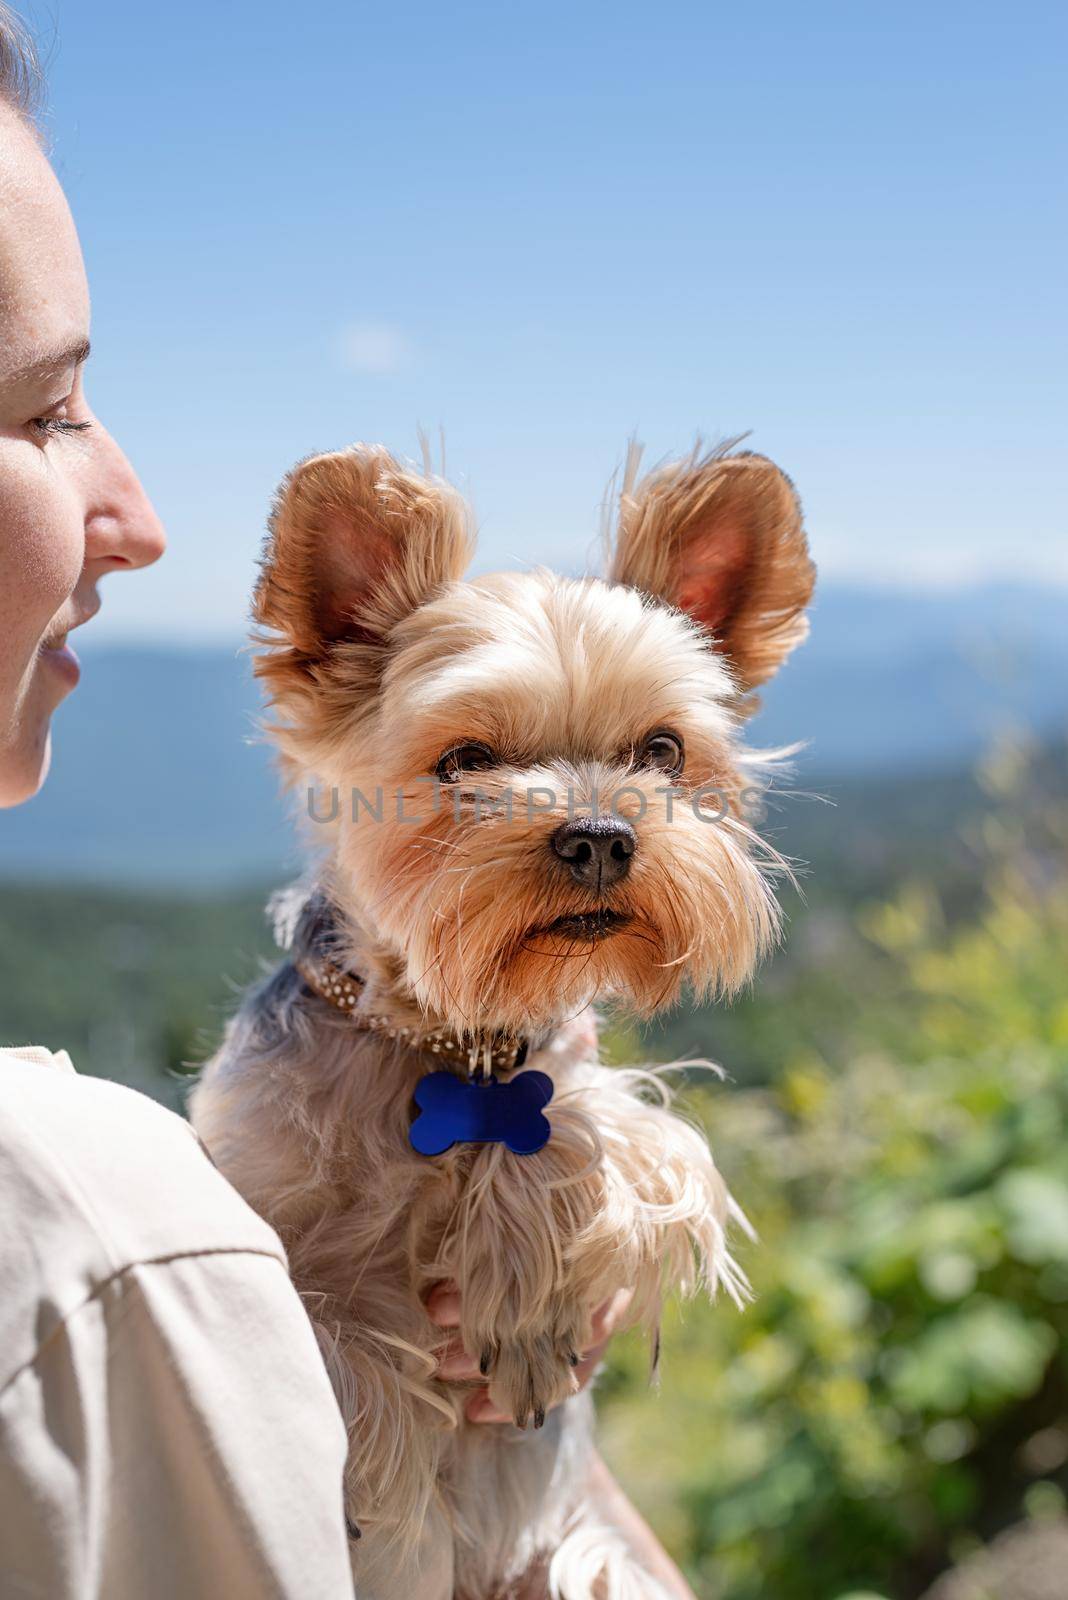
[255,442,814,1035]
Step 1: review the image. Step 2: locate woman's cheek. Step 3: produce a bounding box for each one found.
[0,441,85,678]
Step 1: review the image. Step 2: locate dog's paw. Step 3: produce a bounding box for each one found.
[480,1326,581,1428]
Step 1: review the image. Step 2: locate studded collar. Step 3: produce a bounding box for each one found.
[295,952,531,1081]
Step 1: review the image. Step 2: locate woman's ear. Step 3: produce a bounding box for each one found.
[255,444,475,664]
[608,443,815,694]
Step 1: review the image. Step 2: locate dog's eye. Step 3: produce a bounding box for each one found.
[636,729,684,777]
[436,741,498,783]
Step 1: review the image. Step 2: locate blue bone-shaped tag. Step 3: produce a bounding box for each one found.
[410,1070,554,1157]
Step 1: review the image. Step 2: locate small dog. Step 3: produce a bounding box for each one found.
[191,439,814,1600]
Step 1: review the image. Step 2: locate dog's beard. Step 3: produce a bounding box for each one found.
[337,791,782,1036]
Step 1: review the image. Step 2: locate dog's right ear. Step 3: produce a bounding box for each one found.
[608,442,814,696]
[254,445,474,667]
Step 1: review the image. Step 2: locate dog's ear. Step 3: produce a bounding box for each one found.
[609,444,815,693]
[255,445,474,663]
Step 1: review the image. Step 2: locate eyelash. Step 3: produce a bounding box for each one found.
[32,417,93,438]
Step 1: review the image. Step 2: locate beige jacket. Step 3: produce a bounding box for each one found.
[0,1045,355,1600]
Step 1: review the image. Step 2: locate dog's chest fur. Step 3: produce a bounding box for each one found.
[191,933,738,1599]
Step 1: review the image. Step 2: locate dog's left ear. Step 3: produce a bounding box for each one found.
[609,445,815,693]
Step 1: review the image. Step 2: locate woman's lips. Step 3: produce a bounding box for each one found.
[39,638,82,688]
[39,602,96,690]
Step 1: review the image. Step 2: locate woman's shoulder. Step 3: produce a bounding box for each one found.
[0,1045,286,1392]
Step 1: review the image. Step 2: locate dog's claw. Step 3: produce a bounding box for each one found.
[496,1339,573,1431]
[479,1345,494,1377]
[345,1517,362,1542]
[513,1377,539,1430]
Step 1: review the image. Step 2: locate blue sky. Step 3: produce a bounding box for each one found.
[33,0,1068,640]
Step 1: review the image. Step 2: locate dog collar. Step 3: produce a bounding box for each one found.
[295,953,531,1080]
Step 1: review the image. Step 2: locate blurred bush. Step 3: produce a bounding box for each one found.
[600,742,1068,1598]
[0,884,274,1109]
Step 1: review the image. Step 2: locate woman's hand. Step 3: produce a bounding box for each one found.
[427,1282,634,1423]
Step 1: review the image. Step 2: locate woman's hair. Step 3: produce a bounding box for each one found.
[0,3,41,118]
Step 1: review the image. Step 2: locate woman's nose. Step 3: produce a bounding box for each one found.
[83,424,167,572]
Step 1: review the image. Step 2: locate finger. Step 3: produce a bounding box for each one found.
[465,1388,514,1425]
[435,1340,483,1381]
[588,1286,634,1345]
[425,1282,462,1328]
[571,1344,604,1393]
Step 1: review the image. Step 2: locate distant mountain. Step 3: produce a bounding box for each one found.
[1,649,302,887]
[1,582,1064,886]
[751,581,1068,770]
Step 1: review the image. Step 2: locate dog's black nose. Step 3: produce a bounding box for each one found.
[551,815,636,888]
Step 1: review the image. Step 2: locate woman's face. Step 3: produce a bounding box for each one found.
[0,105,165,806]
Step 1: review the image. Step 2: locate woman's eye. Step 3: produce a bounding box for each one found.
[31,415,93,439]
[636,729,684,777]
[435,741,498,783]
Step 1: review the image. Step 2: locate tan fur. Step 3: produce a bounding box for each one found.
[254,446,476,786]
[610,440,815,698]
[191,440,814,1599]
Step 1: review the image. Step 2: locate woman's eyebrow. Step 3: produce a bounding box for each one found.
[4,336,91,385]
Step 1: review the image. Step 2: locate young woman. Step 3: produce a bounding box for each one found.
[0,10,693,1597]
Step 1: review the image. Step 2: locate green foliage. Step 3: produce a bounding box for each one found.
[599,748,1068,1598]
[0,882,275,1109]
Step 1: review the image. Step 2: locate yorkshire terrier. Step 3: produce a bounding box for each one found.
[191,439,814,1600]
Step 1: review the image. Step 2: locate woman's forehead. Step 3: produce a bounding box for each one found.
[0,109,88,383]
